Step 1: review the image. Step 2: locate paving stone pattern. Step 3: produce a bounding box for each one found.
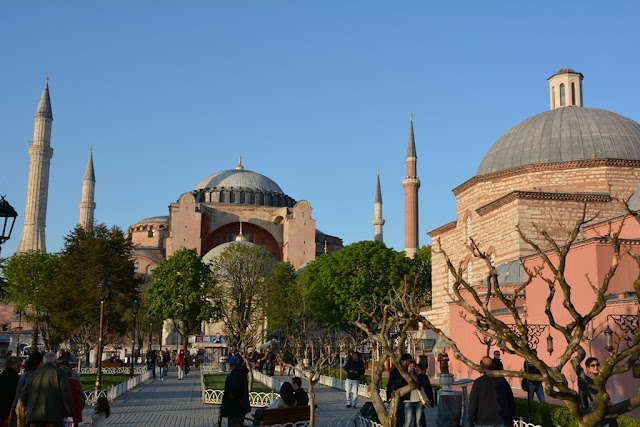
[79,368,439,426]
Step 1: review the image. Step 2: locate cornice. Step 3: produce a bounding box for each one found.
[453,159,640,196]
[475,191,611,216]
[428,221,457,237]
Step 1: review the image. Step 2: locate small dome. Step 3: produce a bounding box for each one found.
[195,169,284,194]
[556,67,576,74]
[476,107,640,176]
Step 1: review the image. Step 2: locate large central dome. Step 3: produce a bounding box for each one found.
[195,168,284,193]
[476,107,640,176]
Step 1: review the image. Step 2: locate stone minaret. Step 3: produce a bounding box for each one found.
[17,78,54,253]
[372,169,385,242]
[79,148,96,229]
[403,113,420,258]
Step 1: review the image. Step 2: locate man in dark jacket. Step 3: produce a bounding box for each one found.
[468,356,516,427]
[220,356,250,427]
[386,353,415,427]
[0,356,23,423]
[21,351,75,426]
[343,351,365,408]
[292,377,309,406]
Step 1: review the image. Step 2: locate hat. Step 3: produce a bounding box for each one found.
[228,356,241,365]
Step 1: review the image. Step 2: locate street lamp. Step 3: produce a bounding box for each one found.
[604,309,640,353]
[15,309,26,356]
[0,195,18,255]
[130,300,139,378]
[95,280,110,394]
[147,311,155,352]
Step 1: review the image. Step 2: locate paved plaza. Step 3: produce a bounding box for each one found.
[78,367,439,426]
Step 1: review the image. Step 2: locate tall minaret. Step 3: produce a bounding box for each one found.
[403,113,420,258]
[79,148,96,229]
[17,78,54,253]
[372,169,385,242]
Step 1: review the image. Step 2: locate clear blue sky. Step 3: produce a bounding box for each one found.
[2,2,640,257]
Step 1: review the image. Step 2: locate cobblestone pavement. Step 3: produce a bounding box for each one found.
[78,368,439,426]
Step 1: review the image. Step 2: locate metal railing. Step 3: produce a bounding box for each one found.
[83,367,153,405]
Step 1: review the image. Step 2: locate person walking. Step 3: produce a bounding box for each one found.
[220,356,250,427]
[146,350,157,378]
[20,351,75,426]
[492,350,504,370]
[176,350,187,380]
[524,349,545,402]
[0,356,23,425]
[91,396,110,427]
[343,351,365,408]
[162,349,171,378]
[437,348,450,374]
[9,351,43,427]
[156,351,166,380]
[468,356,516,427]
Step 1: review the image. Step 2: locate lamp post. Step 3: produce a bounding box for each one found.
[15,309,26,356]
[95,280,110,394]
[0,195,18,255]
[130,300,140,378]
[147,311,155,352]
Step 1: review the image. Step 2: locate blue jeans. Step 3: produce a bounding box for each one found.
[158,365,164,379]
[345,378,359,406]
[529,382,545,402]
[402,401,423,427]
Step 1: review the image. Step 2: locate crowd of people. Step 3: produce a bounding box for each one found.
[0,350,110,427]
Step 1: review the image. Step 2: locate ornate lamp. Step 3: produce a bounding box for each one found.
[147,311,155,352]
[0,196,18,253]
[546,331,554,355]
[604,324,614,353]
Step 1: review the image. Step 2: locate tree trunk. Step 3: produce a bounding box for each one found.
[31,323,39,351]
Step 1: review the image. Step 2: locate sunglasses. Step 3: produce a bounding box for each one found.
[589,363,600,367]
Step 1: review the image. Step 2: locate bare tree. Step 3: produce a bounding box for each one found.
[424,203,640,427]
[352,276,426,427]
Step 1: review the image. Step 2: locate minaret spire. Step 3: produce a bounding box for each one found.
[403,113,420,257]
[18,78,54,253]
[79,147,96,229]
[235,222,246,241]
[372,169,385,242]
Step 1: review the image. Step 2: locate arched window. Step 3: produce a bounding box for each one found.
[240,191,245,204]
[229,191,235,203]
[466,216,472,245]
[571,82,576,105]
[552,86,555,109]
[560,83,565,106]
[219,191,225,203]
[467,260,473,284]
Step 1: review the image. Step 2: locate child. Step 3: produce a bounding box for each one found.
[91,396,111,427]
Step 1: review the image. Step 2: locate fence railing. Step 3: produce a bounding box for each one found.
[78,366,147,375]
[200,369,279,407]
[83,368,153,405]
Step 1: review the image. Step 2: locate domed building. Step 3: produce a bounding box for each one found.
[429,68,640,332]
[427,69,640,398]
[127,156,343,278]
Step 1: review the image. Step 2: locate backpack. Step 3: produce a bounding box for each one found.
[359,401,378,422]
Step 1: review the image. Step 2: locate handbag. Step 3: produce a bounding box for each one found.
[521,377,529,390]
[417,389,431,407]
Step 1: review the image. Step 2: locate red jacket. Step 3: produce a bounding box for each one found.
[176,354,187,367]
[67,378,83,422]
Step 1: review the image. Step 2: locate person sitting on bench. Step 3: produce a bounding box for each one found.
[291,377,309,406]
[253,382,297,425]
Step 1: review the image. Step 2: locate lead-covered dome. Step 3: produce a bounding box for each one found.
[195,169,283,193]
[476,107,640,176]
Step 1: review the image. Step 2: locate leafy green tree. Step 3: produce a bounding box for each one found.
[410,245,432,305]
[209,243,277,355]
[146,248,220,351]
[53,224,142,360]
[264,261,304,333]
[307,240,413,330]
[2,250,60,349]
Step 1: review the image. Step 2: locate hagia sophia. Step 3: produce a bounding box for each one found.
[4,67,640,400]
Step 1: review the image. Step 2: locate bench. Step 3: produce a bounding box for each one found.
[259,405,310,426]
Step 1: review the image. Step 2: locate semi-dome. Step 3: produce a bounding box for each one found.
[195,169,284,193]
[476,107,640,176]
